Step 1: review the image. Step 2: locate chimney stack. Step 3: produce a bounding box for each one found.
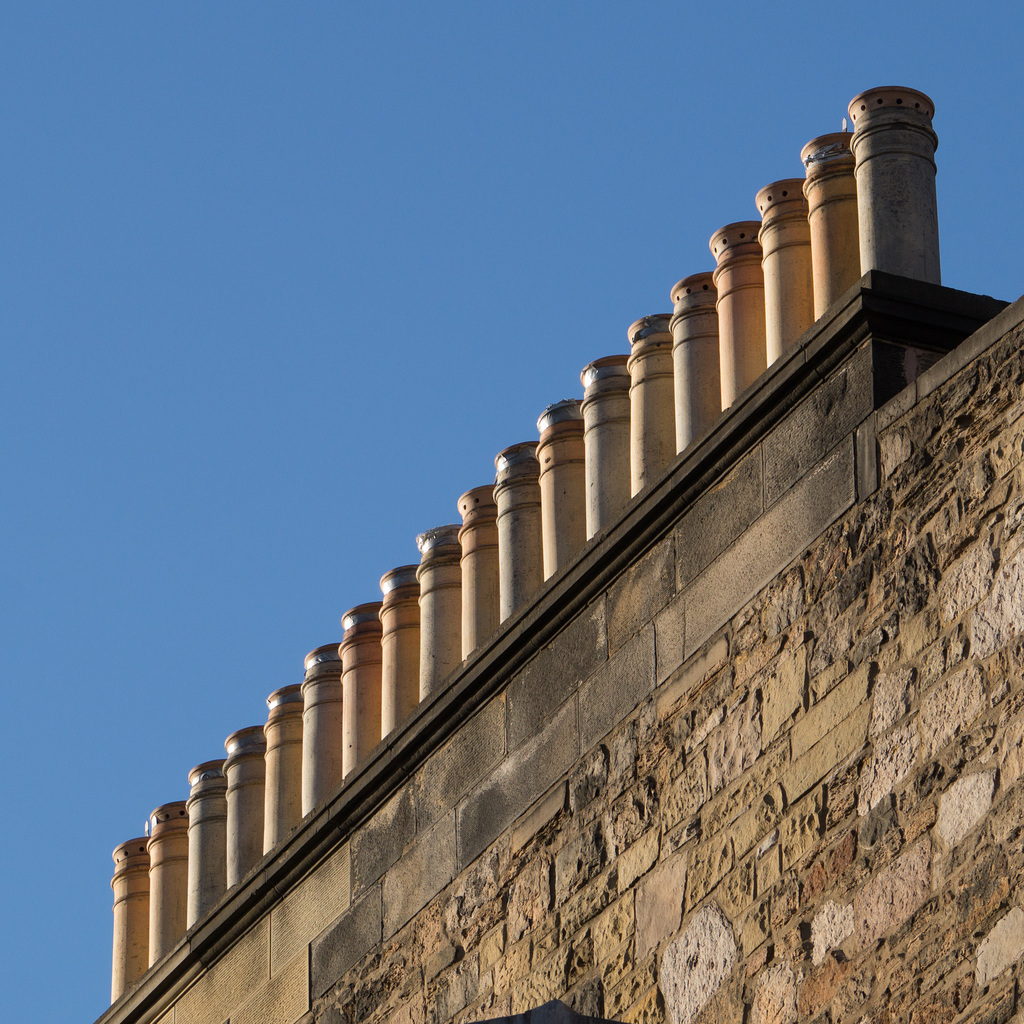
[458,486,500,657]
[379,565,421,735]
[147,802,189,965]
[849,86,940,284]
[670,273,720,452]
[110,838,150,1002]
[493,442,544,620]
[801,132,860,316]
[627,314,676,495]
[300,644,344,815]
[417,525,463,699]
[756,179,814,362]
[263,685,304,852]
[340,604,384,776]
[223,726,267,888]
[536,400,586,578]
[580,355,631,538]
[711,222,767,408]
[185,760,227,928]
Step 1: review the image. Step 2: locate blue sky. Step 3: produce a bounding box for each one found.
[1,4,1022,1021]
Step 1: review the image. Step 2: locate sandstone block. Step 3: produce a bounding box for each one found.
[416,695,506,831]
[792,663,869,759]
[750,962,797,1024]
[578,625,655,752]
[269,842,350,975]
[508,602,606,749]
[811,900,855,965]
[617,828,660,893]
[383,813,455,937]
[708,690,762,794]
[939,545,995,625]
[919,663,987,762]
[351,784,415,895]
[661,758,709,831]
[1000,714,1024,788]
[457,698,578,870]
[310,886,382,998]
[232,950,309,1024]
[763,646,807,745]
[606,535,674,654]
[871,666,915,737]
[859,722,919,816]
[781,788,823,870]
[854,837,931,950]
[976,907,1024,987]
[786,701,869,801]
[684,439,856,658]
[660,903,737,1024]
[635,852,686,960]
[936,771,996,847]
[972,554,1024,659]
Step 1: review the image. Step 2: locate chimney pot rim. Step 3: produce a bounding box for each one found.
[266,684,303,710]
[536,399,583,433]
[416,524,462,555]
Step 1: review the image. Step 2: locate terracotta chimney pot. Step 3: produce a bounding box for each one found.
[223,726,267,888]
[300,643,344,815]
[710,222,767,408]
[848,86,940,284]
[185,760,227,928]
[379,565,421,736]
[801,132,859,316]
[536,400,586,579]
[627,314,676,495]
[262,685,304,852]
[493,442,544,620]
[146,801,189,965]
[340,603,384,776]
[669,273,720,452]
[756,179,814,363]
[458,486,500,657]
[110,837,150,1002]
[580,355,631,538]
[416,525,463,699]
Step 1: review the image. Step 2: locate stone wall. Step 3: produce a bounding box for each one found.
[96,283,1024,1024]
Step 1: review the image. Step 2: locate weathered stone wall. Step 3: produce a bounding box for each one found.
[97,288,1024,1024]
[309,305,1024,1024]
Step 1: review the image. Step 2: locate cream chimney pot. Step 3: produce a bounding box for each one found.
[300,643,344,815]
[262,685,304,853]
[185,760,227,928]
[670,273,720,452]
[848,86,940,284]
[801,132,860,316]
[223,726,267,888]
[627,314,675,495]
[580,355,631,538]
[536,399,586,579]
[417,525,463,699]
[458,486,500,657]
[756,179,814,363]
[340,603,384,776]
[493,442,544,620]
[379,566,421,736]
[147,801,189,966]
[110,837,150,1002]
[711,222,767,409]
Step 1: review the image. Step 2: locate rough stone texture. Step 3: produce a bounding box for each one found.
[939,544,996,625]
[858,722,919,815]
[811,900,855,965]
[762,646,806,746]
[659,904,737,1024]
[936,771,996,847]
[634,852,686,960]
[972,554,1024,659]
[854,837,931,950]
[871,666,915,737]
[707,689,762,794]
[976,907,1024,988]
[750,963,797,1024]
[919,662,987,762]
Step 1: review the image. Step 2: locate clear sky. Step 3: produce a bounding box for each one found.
[1,3,1022,1021]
